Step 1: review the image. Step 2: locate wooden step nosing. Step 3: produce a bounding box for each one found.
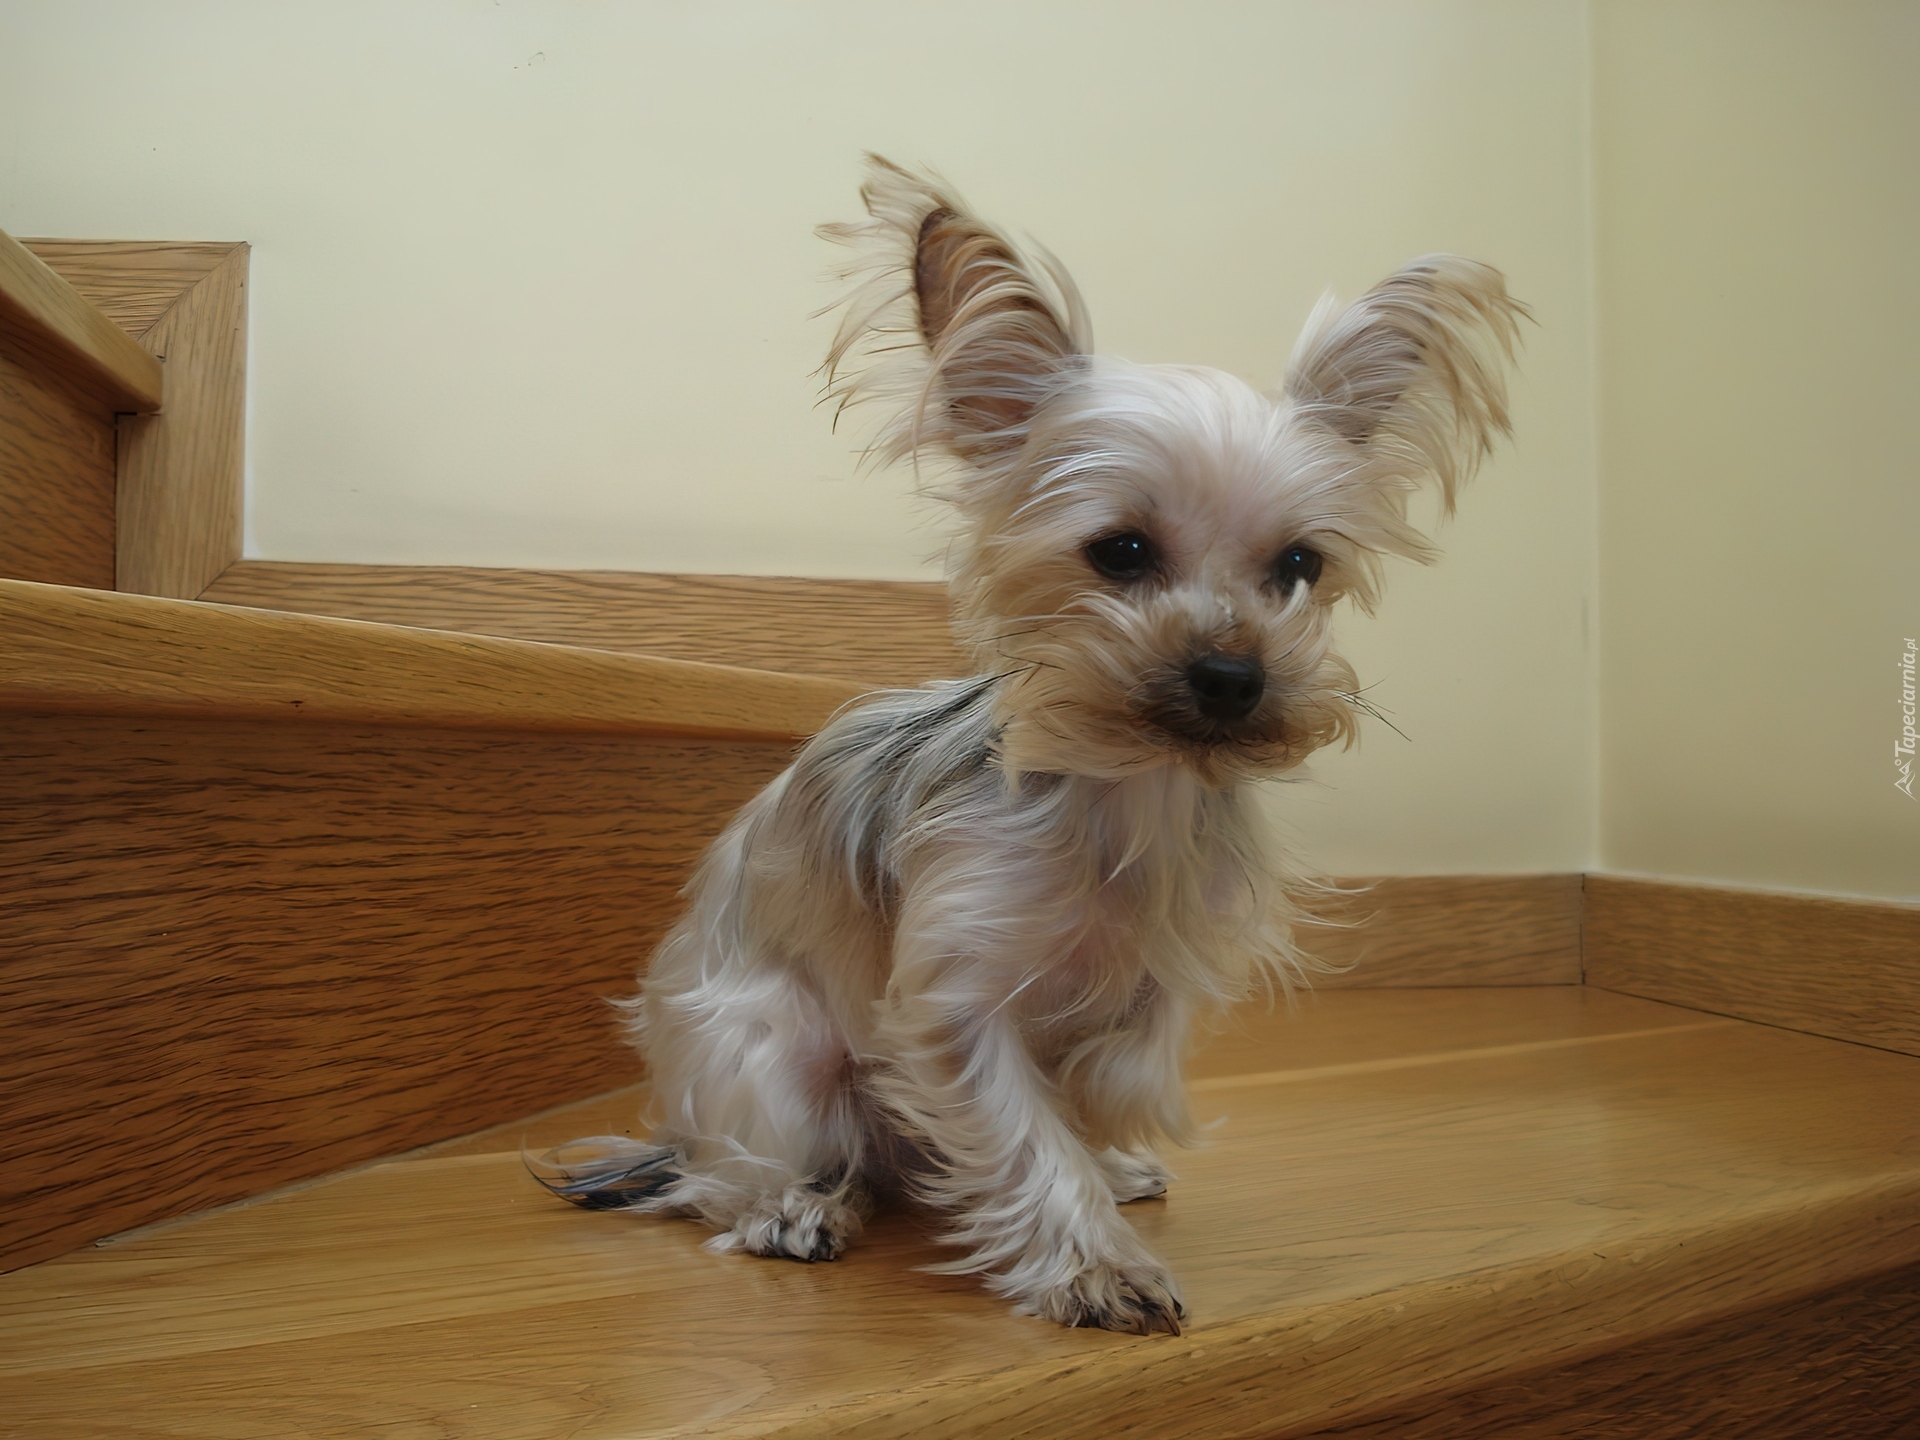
[718,1174,1920,1440]
[0,578,865,742]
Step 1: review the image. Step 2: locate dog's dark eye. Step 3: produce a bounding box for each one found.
[1274,543,1324,592]
[1085,531,1158,582]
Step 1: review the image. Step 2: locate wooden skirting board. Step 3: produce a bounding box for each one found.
[1304,873,1583,986]
[107,242,247,600]
[1585,874,1920,1059]
[17,239,238,340]
[203,560,968,690]
[0,227,150,591]
[23,237,250,600]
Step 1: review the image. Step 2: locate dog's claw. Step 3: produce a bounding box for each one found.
[1042,1265,1187,1335]
[1145,1297,1185,1336]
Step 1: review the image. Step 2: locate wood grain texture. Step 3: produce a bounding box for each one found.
[0,711,795,1272]
[1301,873,1583,986]
[1586,874,1920,1058]
[113,243,248,598]
[201,561,970,689]
[423,987,1727,1163]
[5,989,1920,1438]
[21,239,236,340]
[19,238,249,598]
[0,578,865,741]
[0,347,115,588]
[0,225,162,412]
[1301,1261,1920,1439]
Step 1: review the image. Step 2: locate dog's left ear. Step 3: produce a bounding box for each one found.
[1284,256,1528,510]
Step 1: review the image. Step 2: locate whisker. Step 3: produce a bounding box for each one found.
[1338,691,1411,742]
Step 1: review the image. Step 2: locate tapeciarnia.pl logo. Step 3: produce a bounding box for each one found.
[1899,638,1917,800]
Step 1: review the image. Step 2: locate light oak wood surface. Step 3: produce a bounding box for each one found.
[4,237,248,595]
[111,244,248,598]
[0,225,162,413]
[0,711,796,1270]
[1586,874,1920,1058]
[20,239,237,340]
[1303,873,1582,986]
[0,343,116,589]
[6,988,1917,1438]
[0,578,864,741]
[1313,1260,1920,1438]
[23,239,253,599]
[201,561,969,689]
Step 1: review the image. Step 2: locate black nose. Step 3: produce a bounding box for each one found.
[1186,654,1266,722]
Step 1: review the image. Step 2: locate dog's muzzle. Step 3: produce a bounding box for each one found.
[1138,653,1279,749]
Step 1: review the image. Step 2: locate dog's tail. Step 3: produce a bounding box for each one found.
[524,1135,682,1212]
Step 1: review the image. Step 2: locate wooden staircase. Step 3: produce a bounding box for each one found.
[3,226,1918,1437]
[7,988,1919,1438]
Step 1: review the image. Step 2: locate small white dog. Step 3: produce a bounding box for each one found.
[540,157,1524,1334]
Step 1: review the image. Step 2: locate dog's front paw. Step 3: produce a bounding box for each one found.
[708,1182,866,1263]
[1096,1148,1173,1203]
[1024,1262,1187,1335]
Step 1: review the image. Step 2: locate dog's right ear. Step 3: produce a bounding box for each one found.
[821,156,1089,468]
[909,201,1083,458]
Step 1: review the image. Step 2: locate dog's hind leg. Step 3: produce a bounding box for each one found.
[1093,1147,1174,1203]
[642,958,873,1263]
[706,1162,869,1263]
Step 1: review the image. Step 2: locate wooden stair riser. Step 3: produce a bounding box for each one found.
[1302,1261,1920,1439]
[0,710,794,1272]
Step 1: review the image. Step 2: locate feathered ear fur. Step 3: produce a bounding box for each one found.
[1284,256,1529,516]
[819,155,1091,474]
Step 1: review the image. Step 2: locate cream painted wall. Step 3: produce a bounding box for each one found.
[1,1,1599,877]
[1594,1,1919,900]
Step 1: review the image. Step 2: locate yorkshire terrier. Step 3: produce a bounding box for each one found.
[537,156,1524,1334]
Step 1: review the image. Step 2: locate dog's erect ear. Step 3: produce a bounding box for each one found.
[912,205,1083,452]
[1284,256,1528,510]
[821,156,1089,469]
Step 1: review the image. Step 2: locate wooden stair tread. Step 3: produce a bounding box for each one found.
[0,577,863,742]
[7,988,1918,1439]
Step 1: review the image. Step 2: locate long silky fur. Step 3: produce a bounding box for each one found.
[540,157,1524,1334]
